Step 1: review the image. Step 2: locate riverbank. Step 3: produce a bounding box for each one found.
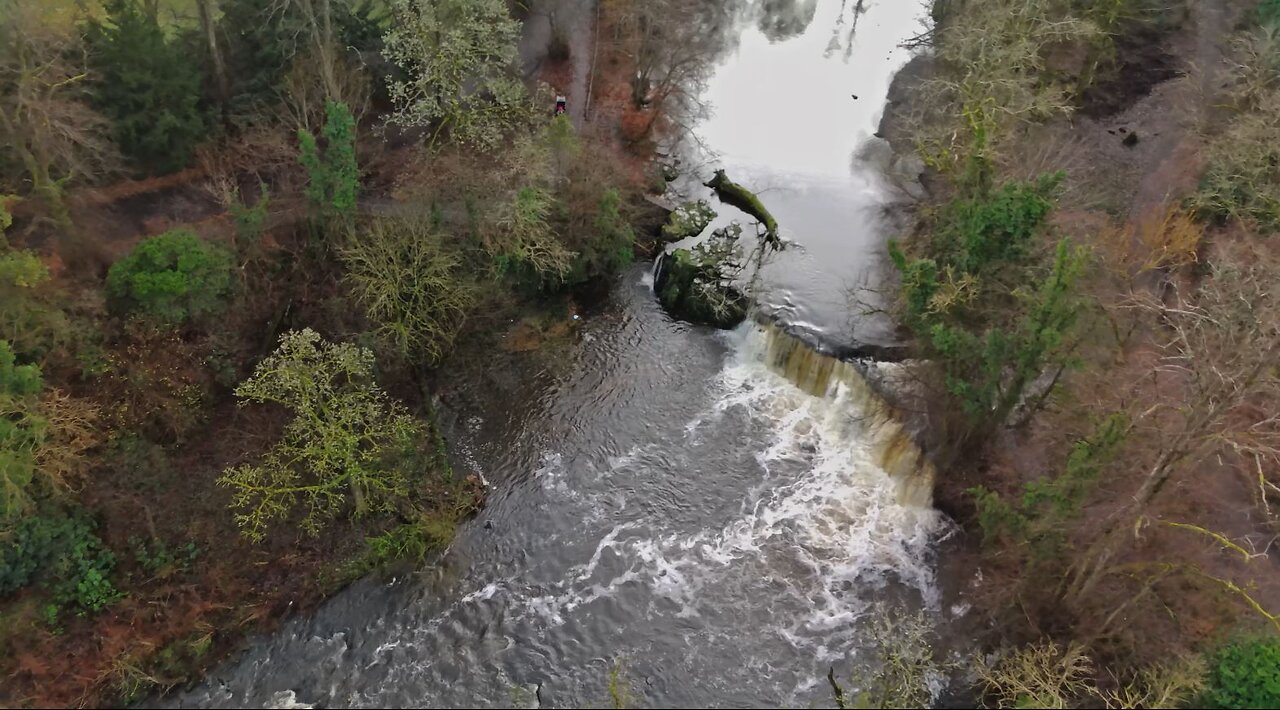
[0,1,685,705]
[877,0,1280,703]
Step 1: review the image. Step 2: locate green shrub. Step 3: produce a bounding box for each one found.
[889,174,1082,444]
[54,535,120,613]
[2,194,70,356]
[930,172,1063,275]
[1207,637,1280,708]
[0,248,70,359]
[106,229,234,325]
[230,183,271,253]
[0,511,119,614]
[363,516,456,566]
[129,535,199,576]
[970,413,1128,555]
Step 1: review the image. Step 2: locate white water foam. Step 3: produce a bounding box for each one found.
[265,690,314,709]
[511,323,944,654]
[262,322,947,707]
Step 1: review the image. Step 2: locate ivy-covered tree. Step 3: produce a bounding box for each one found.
[218,329,423,542]
[298,100,359,222]
[105,228,235,325]
[383,0,533,149]
[86,0,207,175]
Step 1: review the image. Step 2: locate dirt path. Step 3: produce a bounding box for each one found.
[1126,0,1231,223]
[517,0,599,125]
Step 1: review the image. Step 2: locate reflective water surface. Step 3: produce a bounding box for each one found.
[171,2,944,707]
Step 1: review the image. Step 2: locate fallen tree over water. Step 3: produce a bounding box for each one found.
[704,170,781,248]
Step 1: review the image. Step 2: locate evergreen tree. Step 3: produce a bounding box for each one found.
[86,0,207,175]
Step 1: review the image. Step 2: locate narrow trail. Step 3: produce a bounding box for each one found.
[1126,0,1230,224]
[516,0,599,125]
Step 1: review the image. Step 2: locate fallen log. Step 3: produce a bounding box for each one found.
[703,169,780,248]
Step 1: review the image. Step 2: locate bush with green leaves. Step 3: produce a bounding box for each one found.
[0,247,69,359]
[1206,637,1280,708]
[129,535,199,576]
[0,195,68,357]
[1,342,99,526]
[218,329,423,542]
[361,516,456,568]
[106,229,234,325]
[85,0,207,175]
[230,183,271,253]
[971,413,1128,561]
[0,511,119,614]
[0,195,12,237]
[298,101,360,222]
[926,172,1062,274]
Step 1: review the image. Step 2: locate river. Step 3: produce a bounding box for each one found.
[172,1,949,707]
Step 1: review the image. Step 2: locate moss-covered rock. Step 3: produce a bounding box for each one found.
[661,200,717,243]
[654,225,749,329]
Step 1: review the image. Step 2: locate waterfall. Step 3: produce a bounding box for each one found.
[747,319,935,508]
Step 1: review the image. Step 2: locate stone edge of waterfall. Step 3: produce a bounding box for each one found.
[752,314,937,509]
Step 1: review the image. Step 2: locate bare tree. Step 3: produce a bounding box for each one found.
[256,0,371,129]
[1065,242,1280,604]
[272,0,343,102]
[0,1,117,226]
[605,0,736,134]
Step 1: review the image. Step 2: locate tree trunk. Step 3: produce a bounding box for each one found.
[305,0,340,102]
[350,476,367,515]
[196,0,232,123]
[320,0,337,99]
